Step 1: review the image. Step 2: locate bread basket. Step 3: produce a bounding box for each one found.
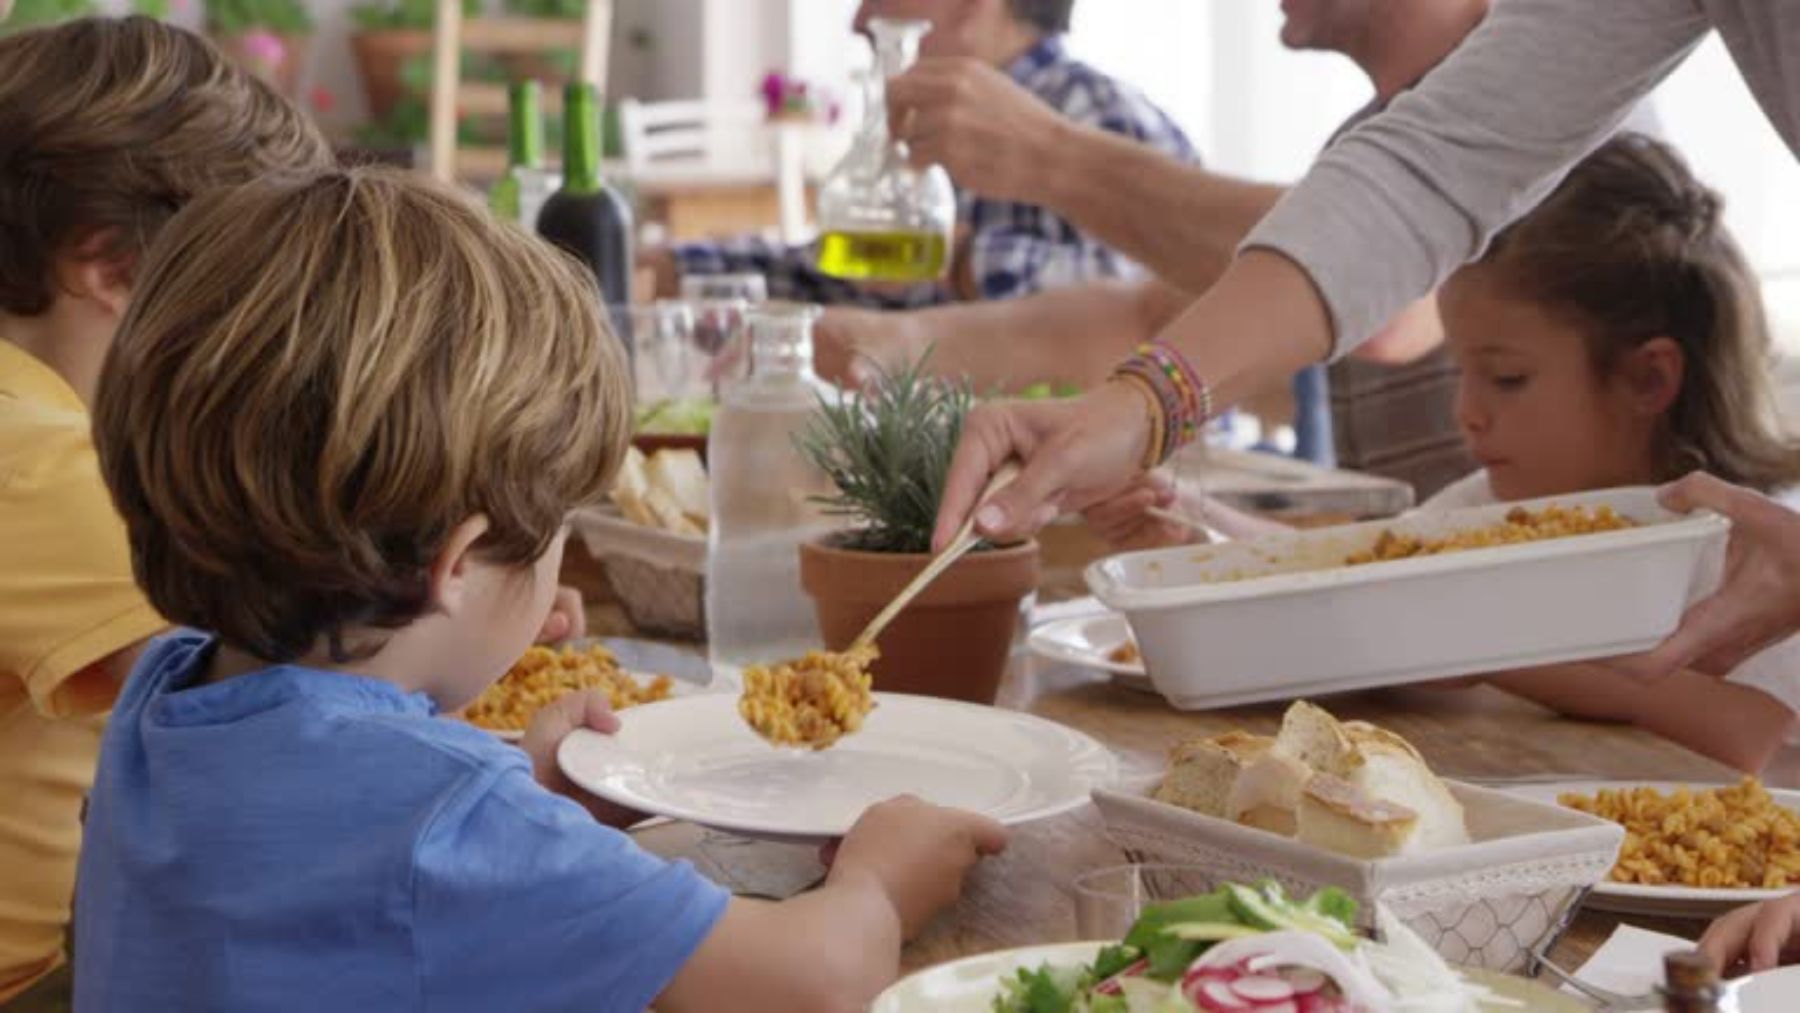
[571,507,706,640]
[1092,779,1624,973]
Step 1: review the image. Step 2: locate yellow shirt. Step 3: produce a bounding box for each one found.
[0,339,164,1001]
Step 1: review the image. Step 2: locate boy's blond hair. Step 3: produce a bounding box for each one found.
[94,168,632,662]
[0,16,332,315]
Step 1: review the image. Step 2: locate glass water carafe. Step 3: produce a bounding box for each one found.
[814,18,957,283]
[704,305,841,676]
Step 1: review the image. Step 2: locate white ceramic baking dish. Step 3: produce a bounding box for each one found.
[1085,487,1727,710]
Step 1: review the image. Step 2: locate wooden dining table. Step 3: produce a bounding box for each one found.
[562,535,1743,991]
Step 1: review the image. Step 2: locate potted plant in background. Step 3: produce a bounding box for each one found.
[207,0,313,99]
[796,357,1040,704]
[349,0,472,120]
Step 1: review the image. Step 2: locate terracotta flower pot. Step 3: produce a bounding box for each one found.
[350,28,433,120]
[799,537,1040,704]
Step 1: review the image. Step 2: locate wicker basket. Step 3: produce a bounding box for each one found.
[1092,779,1624,973]
[571,507,706,640]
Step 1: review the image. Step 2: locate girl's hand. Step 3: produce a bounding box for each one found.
[1700,891,1800,974]
[521,689,645,829]
[536,585,586,644]
[1625,474,1800,680]
[934,381,1152,550]
[1082,472,1194,552]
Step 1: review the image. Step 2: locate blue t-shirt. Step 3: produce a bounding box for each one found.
[74,631,728,1012]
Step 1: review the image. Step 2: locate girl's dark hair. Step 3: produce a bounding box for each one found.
[1480,132,1800,492]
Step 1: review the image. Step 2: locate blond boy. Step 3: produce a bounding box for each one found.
[0,18,333,1001]
[76,167,1005,1011]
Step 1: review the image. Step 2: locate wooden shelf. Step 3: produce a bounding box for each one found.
[459,17,585,54]
[460,81,566,118]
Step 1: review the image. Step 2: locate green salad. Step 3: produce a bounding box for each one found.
[634,397,715,436]
[988,880,1495,1013]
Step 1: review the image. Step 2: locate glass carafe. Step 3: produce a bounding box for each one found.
[814,18,957,283]
[705,305,842,677]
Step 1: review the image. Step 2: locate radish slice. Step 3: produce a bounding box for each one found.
[1229,976,1296,1002]
[1281,968,1328,995]
[1198,980,1250,1009]
[1255,1003,1298,1013]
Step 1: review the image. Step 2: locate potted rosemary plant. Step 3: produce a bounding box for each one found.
[795,357,1039,704]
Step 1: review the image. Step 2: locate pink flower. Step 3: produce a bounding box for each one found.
[241,29,287,70]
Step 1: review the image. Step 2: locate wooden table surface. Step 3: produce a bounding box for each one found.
[562,535,1741,989]
[898,660,1736,975]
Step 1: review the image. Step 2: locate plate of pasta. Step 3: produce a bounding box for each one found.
[1027,611,1153,692]
[556,692,1119,843]
[460,641,706,741]
[1504,778,1800,916]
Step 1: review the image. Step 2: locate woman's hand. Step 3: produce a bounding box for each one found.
[1625,473,1800,680]
[934,381,1152,550]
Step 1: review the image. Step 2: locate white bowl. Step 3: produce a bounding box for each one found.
[1086,487,1726,710]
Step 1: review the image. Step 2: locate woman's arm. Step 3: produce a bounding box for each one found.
[1247,0,1708,355]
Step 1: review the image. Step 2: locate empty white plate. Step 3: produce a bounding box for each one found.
[1027,611,1154,693]
[558,693,1118,843]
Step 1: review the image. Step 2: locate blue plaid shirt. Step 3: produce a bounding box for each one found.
[674,36,1199,308]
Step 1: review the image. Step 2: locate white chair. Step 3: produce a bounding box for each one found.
[618,98,813,243]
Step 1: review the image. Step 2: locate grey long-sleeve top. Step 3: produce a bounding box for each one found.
[1246,0,1800,358]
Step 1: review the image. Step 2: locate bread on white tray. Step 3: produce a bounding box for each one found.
[1154,700,1469,859]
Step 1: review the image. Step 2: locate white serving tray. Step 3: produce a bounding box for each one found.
[1093,778,1625,972]
[1086,487,1726,710]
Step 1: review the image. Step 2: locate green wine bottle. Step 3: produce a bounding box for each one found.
[489,81,545,224]
[537,83,634,312]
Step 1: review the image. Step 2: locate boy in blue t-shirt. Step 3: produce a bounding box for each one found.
[74,168,1007,1013]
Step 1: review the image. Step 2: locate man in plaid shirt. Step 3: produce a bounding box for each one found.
[665,0,1198,308]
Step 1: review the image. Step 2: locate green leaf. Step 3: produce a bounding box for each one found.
[1091,944,1140,981]
[793,347,975,554]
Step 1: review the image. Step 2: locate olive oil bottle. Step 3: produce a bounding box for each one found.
[814,229,948,282]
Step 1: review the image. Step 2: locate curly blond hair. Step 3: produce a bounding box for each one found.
[95,168,632,662]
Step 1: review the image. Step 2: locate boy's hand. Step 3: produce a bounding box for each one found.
[1082,472,1194,552]
[536,585,587,644]
[1701,891,1800,974]
[828,795,1007,939]
[521,689,645,829]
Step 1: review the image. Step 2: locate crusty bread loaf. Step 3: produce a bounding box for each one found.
[1274,700,1361,777]
[1296,773,1421,859]
[1341,723,1470,850]
[1153,731,1273,818]
[1225,748,1311,836]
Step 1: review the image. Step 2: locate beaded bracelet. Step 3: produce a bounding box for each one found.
[1108,372,1166,472]
[1110,341,1214,466]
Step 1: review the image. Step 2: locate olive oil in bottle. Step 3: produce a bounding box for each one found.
[814,229,948,283]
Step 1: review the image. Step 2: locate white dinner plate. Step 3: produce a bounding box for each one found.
[557,692,1118,843]
[1504,780,1800,916]
[1738,964,1800,1010]
[1026,612,1154,692]
[869,941,1584,1012]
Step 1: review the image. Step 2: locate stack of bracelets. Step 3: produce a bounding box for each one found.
[1110,341,1215,470]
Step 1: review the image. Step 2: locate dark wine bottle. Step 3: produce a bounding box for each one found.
[537,83,635,347]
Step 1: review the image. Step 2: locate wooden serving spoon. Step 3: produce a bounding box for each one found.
[849,462,1024,652]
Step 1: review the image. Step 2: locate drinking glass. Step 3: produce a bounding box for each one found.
[1071,863,1220,940]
